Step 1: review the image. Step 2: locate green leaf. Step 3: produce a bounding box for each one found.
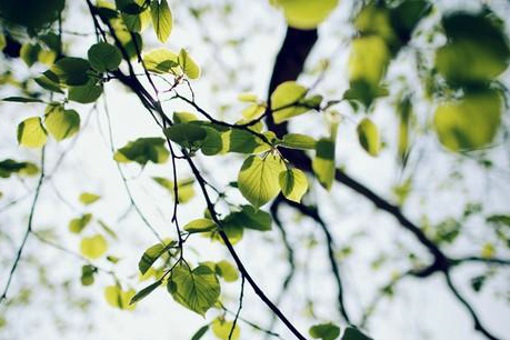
[88,42,122,72]
[34,72,64,93]
[150,0,173,43]
[341,327,373,340]
[0,33,5,51]
[215,260,239,283]
[20,43,42,67]
[238,154,285,208]
[178,48,200,79]
[120,0,151,32]
[130,280,162,304]
[0,159,39,178]
[114,137,169,165]
[487,215,510,228]
[271,0,339,29]
[242,103,265,120]
[435,13,510,86]
[98,220,118,240]
[184,218,217,234]
[211,317,240,340]
[279,168,308,203]
[357,118,381,156]
[164,123,207,151]
[79,192,101,205]
[50,57,91,86]
[68,81,103,104]
[237,93,258,102]
[173,111,198,123]
[168,264,220,316]
[17,117,47,148]
[227,129,269,154]
[104,285,136,310]
[2,96,44,103]
[45,108,80,141]
[143,48,179,74]
[281,133,317,150]
[270,81,309,124]
[312,138,336,190]
[309,323,340,340]
[138,239,175,275]
[69,213,93,234]
[80,234,108,259]
[433,89,502,152]
[349,36,390,88]
[191,325,210,340]
[81,265,96,286]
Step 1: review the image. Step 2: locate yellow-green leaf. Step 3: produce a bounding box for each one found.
[45,108,80,141]
[238,154,285,208]
[178,49,200,79]
[434,89,502,152]
[80,234,108,259]
[167,264,220,316]
[69,213,93,234]
[79,192,101,205]
[271,81,308,124]
[211,317,240,340]
[357,118,381,156]
[143,48,179,74]
[312,138,335,190]
[271,0,339,29]
[150,0,173,43]
[104,285,136,310]
[279,168,308,203]
[17,117,47,148]
[215,260,239,283]
[184,218,217,234]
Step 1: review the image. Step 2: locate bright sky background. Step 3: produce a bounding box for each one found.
[1,0,510,340]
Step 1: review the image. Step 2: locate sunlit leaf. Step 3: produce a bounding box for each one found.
[79,192,101,205]
[184,218,217,234]
[281,133,317,150]
[191,325,209,340]
[143,48,179,74]
[49,57,91,86]
[164,123,207,151]
[312,138,335,190]
[81,265,97,286]
[167,264,220,316]
[150,0,173,43]
[434,89,502,152]
[271,0,338,29]
[178,49,200,79]
[45,108,80,141]
[271,81,309,124]
[69,213,93,234]
[153,177,196,203]
[279,168,308,203]
[17,117,47,148]
[138,239,175,275]
[80,234,108,259]
[357,118,381,156]
[104,285,136,310]
[215,260,239,283]
[211,317,240,340]
[238,154,285,207]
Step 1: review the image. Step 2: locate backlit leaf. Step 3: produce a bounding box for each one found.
[79,192,101,205]
[44,108,80,141]
[184,218,217,234]
[167,264,220,316]
[211,317,240,340]
[80,234,108,259]
[271,0,339,29]
[238,154,285,207]
[150,0,173,43]
[271,81,309,124]
[178,49,200,79]
[279,168,308,203]
[104,285,136,310]
[281,133,317,150]
[17,117,47,148]
[357,118,381,156]
[114,137,169,165]
[69,213,93,234]
[143,48,179,74]
[138,239,175,275]
[312,138,335,190]
[215,260,239,283]
[130,280,162,304]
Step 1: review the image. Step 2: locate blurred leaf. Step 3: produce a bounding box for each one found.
[357,118,381,156]
[271,0,338,29]
[271,81,309,124]
[184,218,217,234]
[211,317,240,340]
[309,323,340,340]
[80,234,108,259]
[69,213,93,234]
[104,285,136,310]
[312,138,335,190]
[114,137,169,165]
[215,260,239,282]
[44,108,80,141]
[130,280,162,304]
